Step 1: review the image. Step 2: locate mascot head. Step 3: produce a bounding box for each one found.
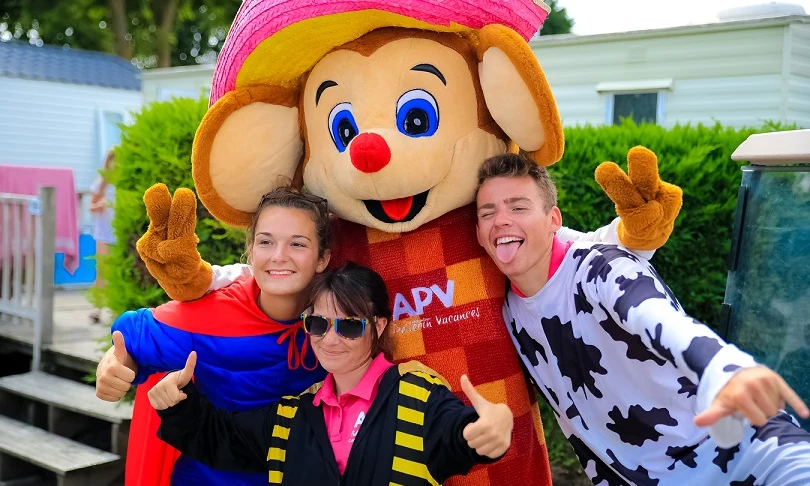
[192,0,564,233]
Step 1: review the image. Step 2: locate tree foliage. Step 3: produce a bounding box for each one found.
[539,0,574,36]
[0,0,239,67]
[2,0,572,65]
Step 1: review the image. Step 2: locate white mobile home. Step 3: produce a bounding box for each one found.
[0,41,141,285]
[134,13,810,130]
[532,14,810,128]
[0,41,142,193]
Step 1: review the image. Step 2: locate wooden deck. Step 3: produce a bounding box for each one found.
[0,290,109,372]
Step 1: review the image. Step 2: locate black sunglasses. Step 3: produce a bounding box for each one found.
[301,313,368,340]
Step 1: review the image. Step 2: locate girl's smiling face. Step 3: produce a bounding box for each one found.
[250,206,330,298]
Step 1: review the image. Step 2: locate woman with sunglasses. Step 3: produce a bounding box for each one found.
[148,261,514,485]
[95,185,331,486]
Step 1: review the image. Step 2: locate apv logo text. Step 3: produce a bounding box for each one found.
[392,280,455,321]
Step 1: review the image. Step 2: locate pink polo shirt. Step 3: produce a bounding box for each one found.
[312,353,394,475]
[511,235,572,298]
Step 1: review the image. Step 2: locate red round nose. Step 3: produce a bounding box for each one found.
[349,133,391,173]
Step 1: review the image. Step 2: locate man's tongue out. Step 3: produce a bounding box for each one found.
[495,241,522,264]
[379,196,413,222]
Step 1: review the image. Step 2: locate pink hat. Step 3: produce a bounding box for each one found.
[210,0,550,104]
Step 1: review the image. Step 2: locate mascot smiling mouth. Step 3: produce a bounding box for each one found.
[363,190,430,223]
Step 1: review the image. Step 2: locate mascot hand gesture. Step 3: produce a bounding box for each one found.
[596,146,683,251]
[136,183,212,301]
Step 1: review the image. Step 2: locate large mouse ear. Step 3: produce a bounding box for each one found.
[193,85,303,227]
[476,24,564,167]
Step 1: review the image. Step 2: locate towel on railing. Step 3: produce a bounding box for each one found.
[0,165,80,274]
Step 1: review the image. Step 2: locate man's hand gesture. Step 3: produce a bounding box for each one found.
[694,366,810,427]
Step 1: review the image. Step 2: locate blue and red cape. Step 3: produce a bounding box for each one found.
[115,277,323,485]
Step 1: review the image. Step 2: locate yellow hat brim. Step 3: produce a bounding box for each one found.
[236,9,473,91]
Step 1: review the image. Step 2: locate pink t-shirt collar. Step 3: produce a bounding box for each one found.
[312,353,394,475]
[511,235,572,298]
[313,353,393,405]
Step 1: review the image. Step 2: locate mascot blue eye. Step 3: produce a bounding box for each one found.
[328,102,359,152]
[396,89,438,138]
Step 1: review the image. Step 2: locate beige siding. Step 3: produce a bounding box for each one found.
[548,75,786,129]
[530,19,810,129]
[666,75,784,128]
[141,65,214,105]
[533,24,786,87]
[787,75,810,128]
[790,24,810,78]
[548,85,605,126]
[787,24,810,128]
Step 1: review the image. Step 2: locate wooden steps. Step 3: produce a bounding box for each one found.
[0,372,129,486]
[0,415,119,472]
[0,372,132,424]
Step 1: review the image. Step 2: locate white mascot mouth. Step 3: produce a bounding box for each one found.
[362,190,429,223]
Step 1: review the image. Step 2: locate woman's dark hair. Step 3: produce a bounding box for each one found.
[310,261,394,360]
[244,183,332,261]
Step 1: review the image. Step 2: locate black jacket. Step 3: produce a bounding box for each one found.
[157,363,501,485]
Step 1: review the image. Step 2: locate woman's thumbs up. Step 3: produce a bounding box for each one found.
[460,374,513,458]
[177,351,197,389]
[148,351,197,410]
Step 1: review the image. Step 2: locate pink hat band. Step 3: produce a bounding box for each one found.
[211,0,550,103]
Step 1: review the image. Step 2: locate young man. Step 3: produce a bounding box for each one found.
[475,153,810,485]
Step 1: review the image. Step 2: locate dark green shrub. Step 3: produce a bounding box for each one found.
[97,96,246,316]
[551,119,792,330]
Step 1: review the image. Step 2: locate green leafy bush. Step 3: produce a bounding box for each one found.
[551,119,793,329]
[97,96,246,316]
[100,98,787,329]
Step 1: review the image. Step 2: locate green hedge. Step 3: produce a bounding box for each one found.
[101,99,778,325]
[96,96,792,471]
[96,96,247,316]
[551,119,795,329]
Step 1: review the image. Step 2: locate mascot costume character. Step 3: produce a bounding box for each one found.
[125,0,683,484]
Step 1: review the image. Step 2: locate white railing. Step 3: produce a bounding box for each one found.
[0,186,56,370]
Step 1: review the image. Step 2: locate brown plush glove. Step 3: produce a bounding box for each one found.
[135,183,213,301]
[594,146,683,252]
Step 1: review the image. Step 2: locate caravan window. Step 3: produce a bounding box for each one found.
[612,92,658,125]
